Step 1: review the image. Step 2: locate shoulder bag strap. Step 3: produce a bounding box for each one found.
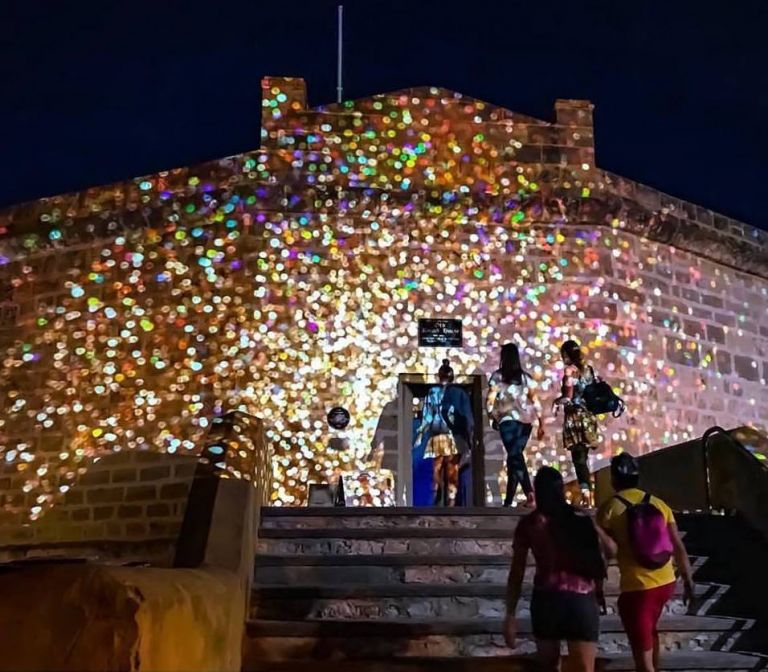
[614,494,632,508]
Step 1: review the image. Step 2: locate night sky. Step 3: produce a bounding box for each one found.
[2,1,767,230]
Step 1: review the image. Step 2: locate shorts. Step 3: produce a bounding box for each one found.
[617,582,676,652]
[530,589,599,642]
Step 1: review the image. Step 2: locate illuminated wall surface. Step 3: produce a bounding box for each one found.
[0,76,767,516]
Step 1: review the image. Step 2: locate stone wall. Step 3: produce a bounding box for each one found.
[0,452,196,564]
[0,75,765,509]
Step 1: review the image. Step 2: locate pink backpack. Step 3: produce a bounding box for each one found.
[615,493,674,569]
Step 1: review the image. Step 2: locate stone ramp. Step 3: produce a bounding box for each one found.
[247,508,766,670]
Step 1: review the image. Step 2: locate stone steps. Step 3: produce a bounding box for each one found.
[254,553,705,587]
[257,515,688,558]
[249,508,762,670]
[260,507,525,530]
[245,651,768,671]
[257,528,518,557]
[251,582,715,621]
[244,615,749,659]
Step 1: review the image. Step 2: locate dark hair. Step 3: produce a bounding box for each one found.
[535,466,607,581]
[534,466,570,519]
[611,452,640,490]
[499,342,525,385]
[438,359,454,383]
[560,339,584,370]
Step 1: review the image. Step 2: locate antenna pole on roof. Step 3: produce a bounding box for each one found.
[336,5,344,103]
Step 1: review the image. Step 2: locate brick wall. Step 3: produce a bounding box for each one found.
[0,452,196,565]
[0,75,765,508]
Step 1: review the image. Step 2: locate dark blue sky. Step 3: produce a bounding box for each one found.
[2,1,767,229]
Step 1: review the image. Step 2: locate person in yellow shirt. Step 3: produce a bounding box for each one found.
[597,453,695,672]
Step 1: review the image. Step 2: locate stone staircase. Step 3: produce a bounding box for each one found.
[244,508,768,671]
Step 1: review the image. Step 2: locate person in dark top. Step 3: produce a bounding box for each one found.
[505,466,616,671]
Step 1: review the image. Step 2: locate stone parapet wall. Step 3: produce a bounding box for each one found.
[0,452,196,564]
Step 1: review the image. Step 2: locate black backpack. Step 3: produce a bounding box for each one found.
[582,367,625,418]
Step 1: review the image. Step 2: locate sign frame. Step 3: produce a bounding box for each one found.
[417,318,463,348]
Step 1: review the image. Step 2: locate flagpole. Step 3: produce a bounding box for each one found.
[336,5,344,103]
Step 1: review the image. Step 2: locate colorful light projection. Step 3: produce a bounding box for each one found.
[0,79,765,517]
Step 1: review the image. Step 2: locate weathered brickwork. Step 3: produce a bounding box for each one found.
[0,76,765,510]
[0,452,196,563]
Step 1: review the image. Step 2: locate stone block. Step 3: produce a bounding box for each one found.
[125,485,157,502]
[111,468,137,484]
[173,463,197,479]
[542,146,564,165]
[593,301,619,320]
[147,503,170,518]
[734,355,760,382]
[684,320,705,340]
[513,145,541,163]
[702,293,725,309]
[95,452,134,467]
[665,336,700,367]
[148,521,175,537]
[690,306,713,320]
[125,522,148,537]
[141,466,171,482]
[79,470,110,487]
[706,324,726,344]
[63,490,84,505]
[132,452,166,464]
[681,288,701,303]
[117,504,142,519]
[93,506,114,521]
[105,521,123,537]
[715,312,736,327]
[87,488,125,505]
[160,482,190,500]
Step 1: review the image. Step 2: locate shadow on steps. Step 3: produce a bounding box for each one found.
[678,512,768,655]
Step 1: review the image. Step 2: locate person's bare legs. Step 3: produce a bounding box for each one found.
[535,639,561,671]
[432,456,443,505]
[445,455,459,506]
[564,640,596,672]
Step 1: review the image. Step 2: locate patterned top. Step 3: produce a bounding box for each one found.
[487,370,541,425]
[421,385,450,436]
[562,364,596,407]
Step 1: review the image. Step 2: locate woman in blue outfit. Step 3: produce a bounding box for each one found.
[416,360,473,506]
[487,343,545,507]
